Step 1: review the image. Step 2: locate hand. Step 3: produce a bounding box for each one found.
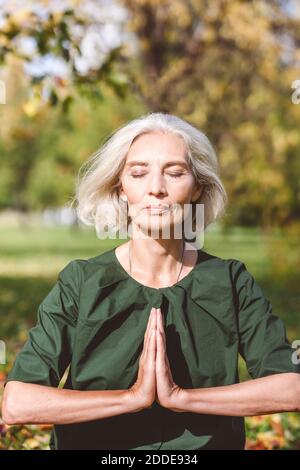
[155,308,183,411]
[128,307,157,411]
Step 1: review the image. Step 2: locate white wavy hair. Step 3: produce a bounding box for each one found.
[71,112,228,238]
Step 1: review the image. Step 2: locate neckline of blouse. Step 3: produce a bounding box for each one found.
[112,245,202,292]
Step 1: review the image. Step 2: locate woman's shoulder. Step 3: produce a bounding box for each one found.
[197,248,245,272]
[59,248,127,288]
[60,248,114,272]
[191,249,251,293]
[196,250,256,296]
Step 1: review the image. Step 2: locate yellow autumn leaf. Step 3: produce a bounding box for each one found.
[22,97,41,117]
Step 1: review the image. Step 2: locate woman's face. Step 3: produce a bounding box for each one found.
[119,131,202,238]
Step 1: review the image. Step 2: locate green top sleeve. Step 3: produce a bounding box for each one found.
[233,260,300,379]
[5,260,81,387]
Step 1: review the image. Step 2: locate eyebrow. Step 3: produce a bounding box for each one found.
[125,160,189,169]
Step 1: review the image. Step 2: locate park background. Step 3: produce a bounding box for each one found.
[0,0,300,449]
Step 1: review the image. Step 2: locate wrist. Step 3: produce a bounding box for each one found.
[124,389,149,413]
[168,387,189,413]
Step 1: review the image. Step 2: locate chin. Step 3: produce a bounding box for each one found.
[131,214,184,238]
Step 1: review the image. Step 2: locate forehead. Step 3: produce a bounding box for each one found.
[126,131,187,161]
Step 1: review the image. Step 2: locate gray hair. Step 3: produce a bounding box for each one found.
[71,112,228,238]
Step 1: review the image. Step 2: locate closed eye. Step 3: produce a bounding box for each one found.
[168,173,184,178]
[131,173,184,178]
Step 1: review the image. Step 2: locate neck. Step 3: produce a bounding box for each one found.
[128,237,185,281]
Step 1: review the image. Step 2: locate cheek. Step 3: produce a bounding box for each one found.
[121,177,144,203]
[128,191,146,205]
[168,179,194,203]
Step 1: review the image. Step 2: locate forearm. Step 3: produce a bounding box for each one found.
[2,381,140,425]
[171,373,300,416]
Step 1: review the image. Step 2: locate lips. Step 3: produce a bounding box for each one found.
[145,205,169,209]
[144,205,170,214]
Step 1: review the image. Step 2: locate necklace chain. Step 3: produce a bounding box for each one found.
[128,240,186,284]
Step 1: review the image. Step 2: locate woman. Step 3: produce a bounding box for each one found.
[2,112,300,450]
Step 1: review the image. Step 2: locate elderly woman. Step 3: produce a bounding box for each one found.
[2,113,300,450]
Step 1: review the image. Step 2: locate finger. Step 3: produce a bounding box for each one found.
[148,307,157,332]
[147,308,157,344]
[156,308,166,336]
[145,326,156,363]
[156,328,164,370]
[143,307,156,351]
[158,329,166,352]
[154,310,164,341]
[148,327,157,365]
[160,324,166,349]
[146,307,156,333]
[144,310,157,357]
[156,327,166,356]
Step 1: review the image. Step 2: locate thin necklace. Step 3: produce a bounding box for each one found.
[128,240,186,284]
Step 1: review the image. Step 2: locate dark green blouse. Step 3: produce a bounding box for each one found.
[6,247,300,450]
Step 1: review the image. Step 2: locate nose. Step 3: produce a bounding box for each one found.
[146,170,167,196]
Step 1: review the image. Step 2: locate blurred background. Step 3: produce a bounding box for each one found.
[0,0,300,450]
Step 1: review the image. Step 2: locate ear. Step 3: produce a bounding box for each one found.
[119,186,127,202]
[191,184,203,203]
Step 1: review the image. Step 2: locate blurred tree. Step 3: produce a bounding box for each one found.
[0,56,145,221]
[0,0,131,112]
[119,0,300,229]
[1,0,300,229]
